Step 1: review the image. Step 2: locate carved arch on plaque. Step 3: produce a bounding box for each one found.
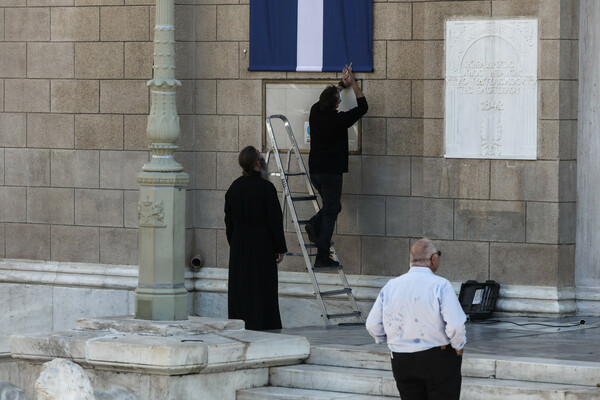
[448,21,536,76]
[458,37,522,75]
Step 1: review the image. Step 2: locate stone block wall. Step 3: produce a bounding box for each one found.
[0,0,579,292]
[183,0,579,290]
[0,0,153,265]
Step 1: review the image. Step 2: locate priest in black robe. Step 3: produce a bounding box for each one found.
[225,146,287,330]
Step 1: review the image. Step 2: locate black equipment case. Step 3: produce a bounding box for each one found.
[458,280,500,320]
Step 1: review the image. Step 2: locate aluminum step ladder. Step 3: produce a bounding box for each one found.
[264,114,364,326]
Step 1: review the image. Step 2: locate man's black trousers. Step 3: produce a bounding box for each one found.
[308,173,342,255]
[391,346,462,400]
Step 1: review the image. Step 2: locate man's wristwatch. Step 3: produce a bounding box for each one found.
[338,80,346,89]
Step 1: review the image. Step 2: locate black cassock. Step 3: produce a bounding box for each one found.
[224,171,287,330]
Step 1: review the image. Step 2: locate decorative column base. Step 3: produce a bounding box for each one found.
[136,171,189,321]
[135,286,188,321]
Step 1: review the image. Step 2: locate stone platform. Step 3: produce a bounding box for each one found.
[3,316,310,400]
[3,316,600,399]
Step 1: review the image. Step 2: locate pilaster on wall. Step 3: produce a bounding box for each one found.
[576,0,600,315]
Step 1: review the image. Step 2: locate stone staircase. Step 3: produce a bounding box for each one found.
[237,344,600,399]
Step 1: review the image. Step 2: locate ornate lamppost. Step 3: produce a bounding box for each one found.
[135,0,188,320]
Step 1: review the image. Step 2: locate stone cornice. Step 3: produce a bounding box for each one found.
[0,259,137,289]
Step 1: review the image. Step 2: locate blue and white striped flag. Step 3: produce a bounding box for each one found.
[249,0,373,72]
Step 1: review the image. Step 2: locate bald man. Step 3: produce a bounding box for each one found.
[366,238,466,400]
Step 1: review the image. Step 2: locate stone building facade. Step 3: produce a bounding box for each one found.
[0,0,596,340]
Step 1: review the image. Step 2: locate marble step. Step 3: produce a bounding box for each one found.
[237,386,396,400]
[268,364,600,399]
[307,345,600,386]
[238,379,600,400]
[269,364,398,397]
[461,377,600,400]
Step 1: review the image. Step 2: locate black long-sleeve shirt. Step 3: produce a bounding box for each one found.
[308,96,368,174]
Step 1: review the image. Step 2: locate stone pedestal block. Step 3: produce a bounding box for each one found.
[136,172,189,321]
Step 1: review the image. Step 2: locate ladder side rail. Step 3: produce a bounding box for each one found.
[283,147,295,209]
[285,147,293,175]
[264,148,275,173]
[265,118,292,222]
[264,147,287,216]
[265,117,288,177]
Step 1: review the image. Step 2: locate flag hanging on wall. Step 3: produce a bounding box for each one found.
[249,0,373,72]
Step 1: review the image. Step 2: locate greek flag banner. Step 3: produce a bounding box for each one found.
[249,0,373,72]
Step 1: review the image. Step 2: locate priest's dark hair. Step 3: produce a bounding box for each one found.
[319,85,339,112]
[239,145,260,176]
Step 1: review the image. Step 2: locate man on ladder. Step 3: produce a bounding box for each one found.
[305,64,369,268]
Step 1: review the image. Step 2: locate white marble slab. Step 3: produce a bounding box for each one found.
[461,376,600,400]
[10,331,111,364]
[0,284,53,337]
[52,287,132,331]
[306,345,391,371]
[11,320,310,376]
[191,292,228,319]
[3,360,270,400]
[269,364,398,396]
[0,283,53,356]
[86,334,208,375]
[77,315,244,335]
[269,364,397,397]
[238,386,394,400]
[202,330,310,373]
[495,357,600,386]
[160,368,269,400]
[445,20,538,159]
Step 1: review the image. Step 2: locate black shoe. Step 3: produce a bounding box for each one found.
[305,223,318,244]
[314,255,340,268]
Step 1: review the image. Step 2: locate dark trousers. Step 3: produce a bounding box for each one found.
[391,347,462,400]
[309,173,343,255]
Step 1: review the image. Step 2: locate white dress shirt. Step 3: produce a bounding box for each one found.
[366,267,467,353]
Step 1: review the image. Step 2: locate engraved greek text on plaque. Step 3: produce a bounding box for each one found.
[445,20,538,159]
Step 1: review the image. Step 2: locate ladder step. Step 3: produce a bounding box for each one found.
[291,195,317,202]
[286,252,317,257]
[285,171,307,176]
[301,241,334,248]
[320,288,352,297]
[326,311,362,319]
[312,265,343,272]
[297,219,310,225]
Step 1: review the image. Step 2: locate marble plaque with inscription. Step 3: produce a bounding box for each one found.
[445,20,538,159]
